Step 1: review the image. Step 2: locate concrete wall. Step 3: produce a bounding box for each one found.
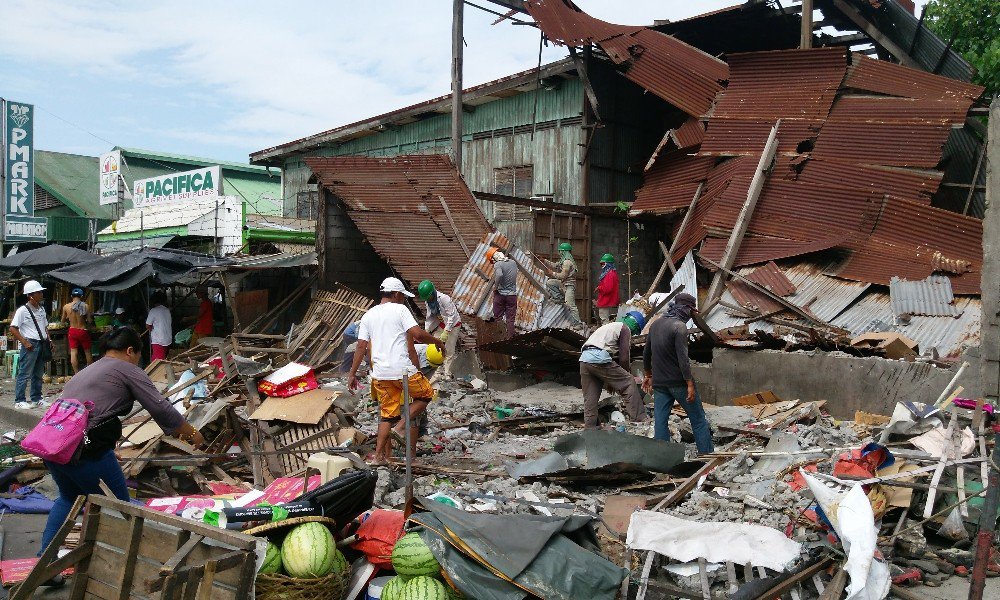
[590,216,665,305]
[318,190,391,297]
[686,348,981,419]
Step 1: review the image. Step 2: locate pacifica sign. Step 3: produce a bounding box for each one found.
[132,165,222,208]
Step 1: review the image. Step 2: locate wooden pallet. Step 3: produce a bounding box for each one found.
[12,494,259,600]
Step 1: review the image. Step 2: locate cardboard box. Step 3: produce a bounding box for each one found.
[851,332,919,360]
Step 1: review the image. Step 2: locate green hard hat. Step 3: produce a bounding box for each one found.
[600,253,615,263]
[558,242,573,252]
[417,280,435,300]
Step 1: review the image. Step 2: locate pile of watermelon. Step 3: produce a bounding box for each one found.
[257,522,349,580]
[381,532,466,600]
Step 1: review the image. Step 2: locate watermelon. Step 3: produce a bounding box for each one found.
[399,575,448,600]
[280,522,346,578]
[380,575,408,600]
[391,533,440,577]
[258,541,282,574]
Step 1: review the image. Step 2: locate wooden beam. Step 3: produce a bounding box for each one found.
[646,182,704,297]
[438,195,471,258]
[800,0,814,48]
[706,122,780,303]
[830,0,921,68]
[568,46,601,121]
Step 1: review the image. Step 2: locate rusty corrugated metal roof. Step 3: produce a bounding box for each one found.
[700,234,850,268]
[712,48,847,121]
[844,54,985,102]
[632,151,714,215]
[811,120,953,169]
[699,119,824,156]
[451,231,576,333]
[727,261,797,314]
[524,0,727,117]
[672,118,705,149]
[304,155,492,294]
[889,275,961,317]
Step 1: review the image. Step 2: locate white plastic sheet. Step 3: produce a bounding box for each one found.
[801,472,890,600]
[625,511,801,572]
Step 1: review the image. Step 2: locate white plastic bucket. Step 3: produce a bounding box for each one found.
[366,576,394,600]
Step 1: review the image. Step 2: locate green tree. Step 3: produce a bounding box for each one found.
[924,0,999,96]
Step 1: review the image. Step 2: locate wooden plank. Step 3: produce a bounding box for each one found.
[705,121,780,303]
[86,496,257,549]
[924,405,959,518]
[830,0,922,68]
[651,458,723,511]
[635,550,656,600]
[115,515,144,599]
[96,511,181,561]
[755,558,832,599]
[68,500,103,600]
[697,557,711,600]
[13,495,87,600]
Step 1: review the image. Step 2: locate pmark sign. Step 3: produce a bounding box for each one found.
[2,100,45,242]
[132,166,222,208]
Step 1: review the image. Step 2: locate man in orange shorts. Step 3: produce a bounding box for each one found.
[61,288,93,374]
[348,277,444,465]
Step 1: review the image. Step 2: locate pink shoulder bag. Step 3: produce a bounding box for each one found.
[21,399,94,464]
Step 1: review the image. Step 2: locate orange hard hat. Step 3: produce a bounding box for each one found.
[485,247,497,262]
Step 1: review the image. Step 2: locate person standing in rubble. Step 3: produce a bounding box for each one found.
[579,311,648,428]
[544,242,581,322]
[642,293,714,454]
[145,291,172,361]
[417,280,462,381]
[489,249,518,339]
[594,253,620,325]
[347,277,444,465]
[37,328,204,579]
[62,288,93,375]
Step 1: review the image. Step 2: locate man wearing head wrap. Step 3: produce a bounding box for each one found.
[641,293,714,454]
[543,242,580,322]
[594,253,620,324]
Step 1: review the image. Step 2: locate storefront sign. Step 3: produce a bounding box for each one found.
[132,165,222,208]
[4,215,47,242]
[3,100,35,219]
[99,149,121,205]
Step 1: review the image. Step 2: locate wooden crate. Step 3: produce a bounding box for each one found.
[12,494,260,600]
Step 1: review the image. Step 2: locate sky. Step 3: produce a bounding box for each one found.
[0,0,741,164]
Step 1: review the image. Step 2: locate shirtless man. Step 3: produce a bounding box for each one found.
[61,288,93,374]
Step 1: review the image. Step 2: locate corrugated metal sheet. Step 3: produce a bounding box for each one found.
[700,234,850,268]
[700,119,824,156]
[665,250,698,301]
[672,119,705,149]
[796,158,942,205]
[304,155,493,293]
[524,0,727,117]
[727,261,796,315]
[889,275,960,317]
[831,95,972,125]
[712,48,846,121]
[844,54,983,102]
[632,151,714,215]
[705,257,870,330]
[451,231,576,333]
[812,119,953,169]
[831,293,980,359]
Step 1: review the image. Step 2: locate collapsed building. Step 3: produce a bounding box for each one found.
[250,0,990,412]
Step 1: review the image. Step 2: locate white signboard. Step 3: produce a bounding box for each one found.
[99,150,121,205]
[132,165,222,208]
[5,215,47,242]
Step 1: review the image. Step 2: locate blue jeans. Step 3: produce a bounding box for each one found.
[15,339,45,404]
[653,384,715,454]
[39,450,131,554]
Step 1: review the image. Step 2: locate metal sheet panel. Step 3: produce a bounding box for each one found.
[524,0,727,117]
[844,54,983,102]
[632,151,714,215]
[451,231,576,334]
[831,293,980,359]
[305,155,493,293]
[889,275,960,317]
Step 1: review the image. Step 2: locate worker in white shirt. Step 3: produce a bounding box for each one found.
[9,280,51,409]
[417,280,462,382]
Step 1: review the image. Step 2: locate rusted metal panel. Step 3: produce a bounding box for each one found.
[831,95,972,125]
[699,119,824,156]
[726,261,796,314]
[811,120,953,169]
[451,231,576,334]
[796,158,942,205]
[672,119,705,150]
[632,151,714,215]
[700,234,849,268]
[844,54,984,102]
[523,0,727,117]
[712,48,847,121]
[305,155,492,294]
[889,275,961,317]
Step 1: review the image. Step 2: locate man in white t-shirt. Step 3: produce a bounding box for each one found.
[9,280,51,409]
[145,291,173,361]
[348,277,444,464]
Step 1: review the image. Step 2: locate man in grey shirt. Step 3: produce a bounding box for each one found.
[490,249,518,338]
[642,293,713,453]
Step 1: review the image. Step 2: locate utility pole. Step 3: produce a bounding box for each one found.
[450,0,464,172]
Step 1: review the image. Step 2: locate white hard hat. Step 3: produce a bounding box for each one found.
[23,280,45,295]
[379,277,415,298]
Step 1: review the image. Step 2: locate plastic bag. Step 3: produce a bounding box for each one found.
[938,507,970,541]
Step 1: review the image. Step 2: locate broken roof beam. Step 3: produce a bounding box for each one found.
[830,0,921,69]
[705,121,780,304]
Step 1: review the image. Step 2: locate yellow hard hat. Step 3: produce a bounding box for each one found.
[426,344,444,366]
